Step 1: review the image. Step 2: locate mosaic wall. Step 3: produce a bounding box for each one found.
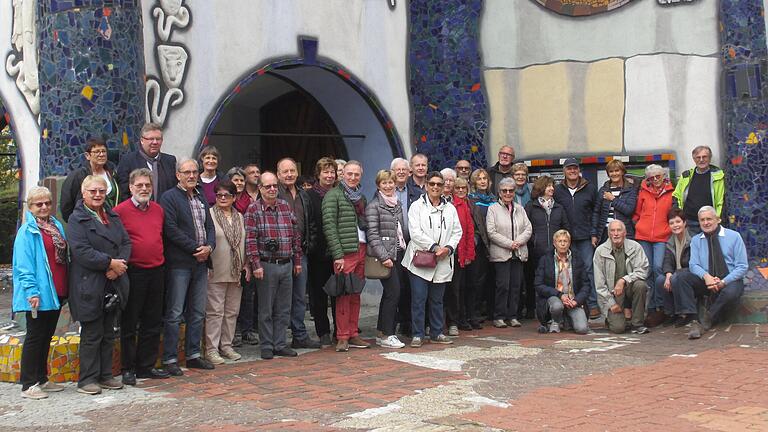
[37,0,145,177]
[719,0,768,291]
[408,0,488,171]
[529,0,633,16]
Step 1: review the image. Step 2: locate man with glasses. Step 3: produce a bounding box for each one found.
[672,146,725,234]
[60,137,121,222]
[487,145,517,195]
[117,123,177,201]
[455,159,472,181]
[158,158,216,375]
[114,168,171,384]
[244,172,303,360]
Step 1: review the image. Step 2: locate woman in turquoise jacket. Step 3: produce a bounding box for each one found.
[13,186,68,400]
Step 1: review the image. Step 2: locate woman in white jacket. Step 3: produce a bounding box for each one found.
[402,172,463,347]
[487,177,532,328]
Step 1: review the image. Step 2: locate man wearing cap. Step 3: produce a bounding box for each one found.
[554,158,601,319]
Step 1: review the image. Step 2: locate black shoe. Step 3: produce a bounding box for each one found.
[260,349,274,360]
[232,332,243,348]
[398,323,412,338]
[186,357,215,370]
[274,347,298,357]
[165,363,184,377]
[631,325,650,335]
[319,334,333,346]
[675,315,694,328]
[471,321,484,330]
[121,371,136,386]
[291,337,321,349]
[662,315,680,327]
[136,368,171,379]
[458,322,473,331]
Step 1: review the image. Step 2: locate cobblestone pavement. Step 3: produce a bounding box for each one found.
[0,318,766,431]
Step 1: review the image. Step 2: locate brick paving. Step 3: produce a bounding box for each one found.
[0,320,766,431]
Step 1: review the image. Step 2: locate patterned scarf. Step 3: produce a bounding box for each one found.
[341,180,363,203]
[468,191,495,207]
[212,207,243,279]
[36,217,67,264]
[538,196,554,215]
[313,183,331,198]
[555,252,573,298]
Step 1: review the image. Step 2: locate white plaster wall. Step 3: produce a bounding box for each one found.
[0,0,40,197]
[624,54,722,174]
[142,0,410,161]
[481,0,719,68]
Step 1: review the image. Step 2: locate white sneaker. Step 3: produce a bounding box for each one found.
[220,347,241,361]
[549,322,561,333]
[508,319,522,328]
[21,384,48,400]
[448,325,459,337]
[411,337,423,348]
[432,334,454,344]
[375,336,384,346]
[206,350,225,365]
[380,335,405,349]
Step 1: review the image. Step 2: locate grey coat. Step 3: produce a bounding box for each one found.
[67,200,131,323]
[365,193,405,262]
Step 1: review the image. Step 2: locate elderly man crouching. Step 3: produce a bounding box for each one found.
[594,220,650,334]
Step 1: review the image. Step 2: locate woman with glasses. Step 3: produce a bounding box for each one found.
[486,177,532,328]
[402,171,463,347]
[13,186,68,400]
[205,180,248,364]
[67,175,131,395]
[60,137,120,222]
[633,164,675,327]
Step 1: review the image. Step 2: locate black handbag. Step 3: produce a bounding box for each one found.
[323,272,366,296]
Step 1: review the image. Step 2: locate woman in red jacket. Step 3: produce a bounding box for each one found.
[446,177,476,337]
[633,164,675,327]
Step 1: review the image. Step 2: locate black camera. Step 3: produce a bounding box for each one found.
[265,239,279,252]
[104,292,120,313]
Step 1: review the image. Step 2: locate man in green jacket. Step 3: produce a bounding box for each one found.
[322,161,370,353]
[672,145,725,234]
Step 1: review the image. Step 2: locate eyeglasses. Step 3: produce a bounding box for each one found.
[260,184,279,190]
[31,201,52,208]
[132,183,152,189]
[216,193,233,199]
[89,149,107,155]
[498,152,514,158]
[86,189,107,196]
[650,174,664,180]
[142,136,163,142]
[427,181,444,187]
[456,166,471,171]
[455,186,468,190]
[178,170,198,176]
[500,189,515,194]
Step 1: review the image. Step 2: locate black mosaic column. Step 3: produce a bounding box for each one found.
[37,0,145,176]
[719,0,768,292]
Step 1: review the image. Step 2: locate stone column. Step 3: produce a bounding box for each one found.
[719,0,768,295]
[37,0,145,176]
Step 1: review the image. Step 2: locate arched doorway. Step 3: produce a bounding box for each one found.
[200,59,404,196]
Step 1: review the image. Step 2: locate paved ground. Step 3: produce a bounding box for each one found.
[0,311,766,432]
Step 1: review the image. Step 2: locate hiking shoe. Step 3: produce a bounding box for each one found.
[549,322,561,333]
[379,335,405,349]
[242,331,259,345]
[221,347,241,361]
[98,378,123,390]
[335,339,349,352]
[448,325,459,336]
[206,350,226,365]
[348,337,370,349]
[410,337,424,348]
[432,334,454,344]
[40,381,65,392]
[589,307,602,319]
[688,320,703,340]
[21,384,48,400]
[77,383,102,395]
[507,319,522,328]
[493,319,507,328]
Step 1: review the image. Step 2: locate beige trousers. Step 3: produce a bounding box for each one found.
[205,281,243,352]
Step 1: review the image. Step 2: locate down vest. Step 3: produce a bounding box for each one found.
[365,193,404,262]
[322,185,367,260]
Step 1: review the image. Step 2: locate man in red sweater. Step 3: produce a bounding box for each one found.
[114,168,171,384]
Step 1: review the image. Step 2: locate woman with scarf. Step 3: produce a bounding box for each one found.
[60,137,120,222]
[633,164,675,327]
[13,186,68,400]
[322,160,369,352]
[511,163,532,208]
[205,180,249,364]
[307,157,339,345]
[366,170,407,349]
[445,177,476,336]
[525,175,570,322]
[468,168,496,325]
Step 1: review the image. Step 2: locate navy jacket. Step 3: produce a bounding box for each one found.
[116,150,177,201]
[592,176,639,240]
[525,199,570,258]
[553,178,597,241]
[159,186,216,269]
[534,250,590,325]
[60,161,120,222]
[405,177,425,209]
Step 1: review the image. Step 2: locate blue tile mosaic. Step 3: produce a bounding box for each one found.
[408,0,488,171]
[719,0,768,289]
[37,1,145,176]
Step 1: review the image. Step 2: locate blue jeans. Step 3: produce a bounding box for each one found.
[639,240,666,310]
[290,255,309,341]
[654,274,676,315]
[163,264,208,363]
[409,273,446,339]
[571,239,597,309]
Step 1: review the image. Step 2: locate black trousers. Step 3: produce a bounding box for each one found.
[377,251,404,335]
[445,255,464,327]
[494,259,523,320]
[521,255,540,318]
[396,259,412,331]
[236,272,258,334]
[308,256,336,338]
[121,266,164,372]
[20,307,61,390]
[79,310,117,386]
[463,255,483,324]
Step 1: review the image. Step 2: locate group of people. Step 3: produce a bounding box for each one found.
[12,124,748,400]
